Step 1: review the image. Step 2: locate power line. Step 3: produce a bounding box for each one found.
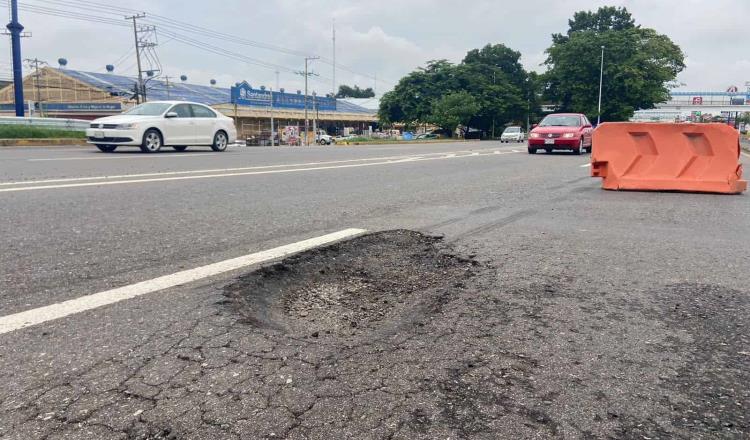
[6,0,354,90]
[27,0,394,86]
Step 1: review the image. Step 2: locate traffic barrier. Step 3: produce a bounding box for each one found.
[591,123,747,194]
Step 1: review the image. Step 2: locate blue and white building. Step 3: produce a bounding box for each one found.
[0,67,377,138]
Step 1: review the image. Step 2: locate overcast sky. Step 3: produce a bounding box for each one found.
[3,0,748,96]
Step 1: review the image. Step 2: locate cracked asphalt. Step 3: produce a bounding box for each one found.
[0,142,748,439]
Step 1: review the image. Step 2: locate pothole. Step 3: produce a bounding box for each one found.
[223,230,479,336]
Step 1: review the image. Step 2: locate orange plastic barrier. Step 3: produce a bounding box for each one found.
[591,123,747,194]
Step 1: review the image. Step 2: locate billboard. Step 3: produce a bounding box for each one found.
[230,81,336,111]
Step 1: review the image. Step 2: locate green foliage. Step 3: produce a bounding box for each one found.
[0,125,85,139]
[544,6,684,121]
[431,92,479,137]
[379,45,534,134]
[335,84,375,98]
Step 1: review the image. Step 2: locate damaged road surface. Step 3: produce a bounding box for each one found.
[2,229,747,439]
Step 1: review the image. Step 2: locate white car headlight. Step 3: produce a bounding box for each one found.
[115,123,138,129]
[562,133,576,138]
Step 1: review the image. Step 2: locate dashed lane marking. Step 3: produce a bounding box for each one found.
[580,163,592,168]
[0,228,367,335]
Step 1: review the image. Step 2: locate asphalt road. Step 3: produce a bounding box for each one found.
[0,142,748,439]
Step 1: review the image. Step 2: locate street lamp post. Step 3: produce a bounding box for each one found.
[597,45,605,126]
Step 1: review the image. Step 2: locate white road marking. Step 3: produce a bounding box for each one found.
[0,149,521,193]
[1,149,492,187]
[0,228,366,335]
[29,152,221,162]
[580,163,592,168]
[742,151,750,158]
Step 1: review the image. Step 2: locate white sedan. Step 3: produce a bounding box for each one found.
[86,101,237,153]
[500,126,525,143]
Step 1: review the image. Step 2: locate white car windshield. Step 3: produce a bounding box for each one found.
[504,127,521,133]
[123,103,172,116]
[539,115,581,127]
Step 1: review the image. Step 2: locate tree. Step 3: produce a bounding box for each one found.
[378,51,532,135]
[335,84,375,98]
[463,43,527,89]
[431,91,479,137]
[544,7,684,121]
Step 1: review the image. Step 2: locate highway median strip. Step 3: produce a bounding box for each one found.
[0,228,367,335]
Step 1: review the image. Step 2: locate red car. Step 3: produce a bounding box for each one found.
[528,113,594,155]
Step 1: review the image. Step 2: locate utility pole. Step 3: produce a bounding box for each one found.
[269,87,275,146]
[297,56,319,146]
[6,0,28,117]
[163,75,172,99]
[332,18,336,97]
[312,92,317,142]
[274,70,280,91]
[24,58,47,116]
[597,45,605,126]
[126,13,146,103]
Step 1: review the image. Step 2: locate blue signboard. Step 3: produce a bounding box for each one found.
[44,103,122,111]
[0,102,122,112]
[230,81,336,111]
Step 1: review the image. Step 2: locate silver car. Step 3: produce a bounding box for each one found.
[500,126,525,143]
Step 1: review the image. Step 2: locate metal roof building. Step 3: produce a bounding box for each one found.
[0,67,378,138]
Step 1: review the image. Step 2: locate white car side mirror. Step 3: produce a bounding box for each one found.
[165,112,178,118]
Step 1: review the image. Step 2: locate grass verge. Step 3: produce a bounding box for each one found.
[0,125,86,139]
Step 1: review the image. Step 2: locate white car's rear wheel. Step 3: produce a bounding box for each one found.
[211,131,228,152]
[140,129,162,153]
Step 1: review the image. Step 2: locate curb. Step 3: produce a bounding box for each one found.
[0,138,87,147]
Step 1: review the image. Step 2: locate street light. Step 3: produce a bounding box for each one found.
[597,45,605,126]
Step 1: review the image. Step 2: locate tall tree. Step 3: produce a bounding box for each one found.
[378,52,532,134]
[544,7,684,121]
[431,91,479,137]
[336,84,375,98]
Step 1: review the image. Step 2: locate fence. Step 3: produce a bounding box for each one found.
[0,116,90,131]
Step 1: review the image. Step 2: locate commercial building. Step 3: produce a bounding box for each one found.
[0,67,378,141]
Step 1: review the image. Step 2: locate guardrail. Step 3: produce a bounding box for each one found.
[0,116,90,131]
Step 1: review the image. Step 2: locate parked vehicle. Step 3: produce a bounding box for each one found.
[316,129,333,145]
[416,133,439,140]
[86,101,237,153]
[527,113,593,154]
[500,126,525,143]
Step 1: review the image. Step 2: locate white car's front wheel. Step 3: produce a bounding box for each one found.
[140,129,162,153]
[211,131,228,152]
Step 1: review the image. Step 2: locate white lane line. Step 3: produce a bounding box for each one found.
[580,163,592,168]
[0,228,366,335]
[2,148,507,187]
[0,150,520,193]
[29,153,221,162]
